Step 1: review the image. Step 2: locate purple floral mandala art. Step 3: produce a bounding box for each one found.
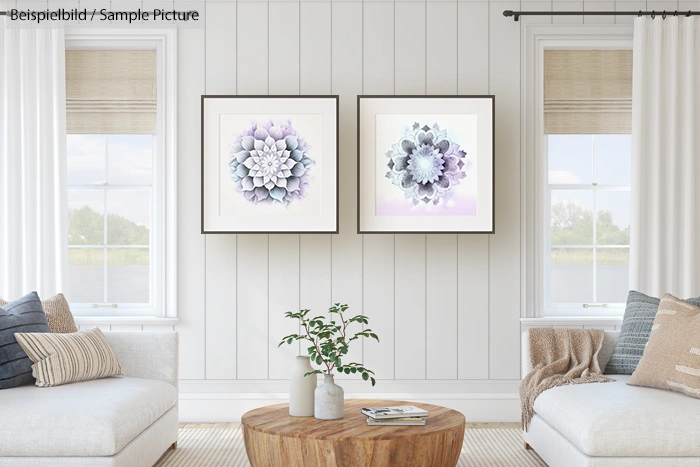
[229,120,314,206]
[385,122,467,206]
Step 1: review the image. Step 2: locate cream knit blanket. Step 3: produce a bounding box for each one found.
[520,328,614,431]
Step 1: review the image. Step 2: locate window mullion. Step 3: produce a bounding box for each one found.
[592,136,597,304]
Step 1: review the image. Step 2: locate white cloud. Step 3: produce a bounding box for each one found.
[548,170,581,184]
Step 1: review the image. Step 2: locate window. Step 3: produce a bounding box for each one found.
[546,134,631,312]
[536,45,633,316]
[65,31,176,317]
[67,134,154,310]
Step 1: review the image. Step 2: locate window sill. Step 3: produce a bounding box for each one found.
[74,316,180,326]
[520,316,623,327]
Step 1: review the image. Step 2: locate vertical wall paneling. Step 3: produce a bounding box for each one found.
[647,1,679,16]
[175,5,206,379]
[394,2,426,95]
[520,1,553,25]
[237,2,269,95]
[583,1,614,24]
[300,2,332,95]
[392,1,427,381]
[362,1,397,380]
[204,2,238,381]
[488,1,521,380]
[426,2,458,95]
[268,1,302,380]
[424,1,458,380]
[236,2,270,380]
[679,2,699,16]
[615,1,647,24]
[456,1,490,381]
[298,2,334,373]
[328,1,364,378]
[236,236,270,379]
[552,1,584,24]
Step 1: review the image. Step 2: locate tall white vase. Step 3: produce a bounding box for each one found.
[314,374,344,420]
[289,356,316,417]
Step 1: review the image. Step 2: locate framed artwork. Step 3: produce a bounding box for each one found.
[201,95,339,233]
[357,95,495,234]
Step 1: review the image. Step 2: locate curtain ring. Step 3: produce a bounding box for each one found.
[662,11,667,19]
[674,10,678,17]
[687,10,692,17]
[651,10,656,19]
[638,10,643,17]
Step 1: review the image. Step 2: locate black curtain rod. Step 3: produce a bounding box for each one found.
[504,9,700,21]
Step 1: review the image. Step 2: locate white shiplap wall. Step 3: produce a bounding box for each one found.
[153,0,692,422]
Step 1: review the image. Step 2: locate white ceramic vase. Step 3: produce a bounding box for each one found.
[289,356,316,417]
[314,374,344,420]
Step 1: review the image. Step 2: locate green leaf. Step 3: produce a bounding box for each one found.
[362,372,369,381]
[287,337,293,345]
[336,358,342,367]
[370,377,376,386]
[344,367,351,374]
[316,355,323,365]
[351,368,357,374]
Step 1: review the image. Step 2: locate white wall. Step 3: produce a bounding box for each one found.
[161,0,690,422]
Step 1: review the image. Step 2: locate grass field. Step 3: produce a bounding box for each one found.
[551,248,629,265]
[69,248,149,266]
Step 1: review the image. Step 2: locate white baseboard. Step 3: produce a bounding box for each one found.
[179,392,520,423]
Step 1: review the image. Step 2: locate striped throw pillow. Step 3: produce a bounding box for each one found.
[0,293,77,334]
[629,294,700,399]
[15,327,123,387]
[0,292,51,389]
[605,290,700,374]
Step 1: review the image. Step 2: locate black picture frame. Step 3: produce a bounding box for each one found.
[357,95,495,234]
[201,95,340,234]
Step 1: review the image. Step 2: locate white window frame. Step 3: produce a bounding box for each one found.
[65,29,177,320]
[521,25,633,318]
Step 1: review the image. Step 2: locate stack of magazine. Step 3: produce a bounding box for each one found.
[361,405,428,426]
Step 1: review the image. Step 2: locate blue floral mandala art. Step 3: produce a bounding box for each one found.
[228,120,314,207]
[385,122,467,206]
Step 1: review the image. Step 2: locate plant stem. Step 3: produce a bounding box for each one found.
[302,321,331,374]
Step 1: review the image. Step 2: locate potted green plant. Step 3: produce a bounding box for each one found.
[279,303,379,420]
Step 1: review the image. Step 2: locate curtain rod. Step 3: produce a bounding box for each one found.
[504,10,700,21]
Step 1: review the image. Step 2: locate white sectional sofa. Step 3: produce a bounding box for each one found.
[0,332,179,467]
[522,330,700,466]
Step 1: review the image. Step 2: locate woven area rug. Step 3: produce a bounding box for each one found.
[155,425,546,467]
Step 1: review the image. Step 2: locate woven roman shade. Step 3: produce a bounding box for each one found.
[66,50,156,134]
[544,50,632,134]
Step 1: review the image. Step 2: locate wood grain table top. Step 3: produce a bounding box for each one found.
[241,399,466,441]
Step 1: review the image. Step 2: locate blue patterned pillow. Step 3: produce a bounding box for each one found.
[605,291,700,374]
[0,292,50,389]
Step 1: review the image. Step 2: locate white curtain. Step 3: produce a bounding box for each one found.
[0,25,68,300]
[630,17,700,297]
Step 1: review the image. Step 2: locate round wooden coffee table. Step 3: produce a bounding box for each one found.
[241,399,465,467]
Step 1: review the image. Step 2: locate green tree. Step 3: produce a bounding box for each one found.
[68,205,149,246]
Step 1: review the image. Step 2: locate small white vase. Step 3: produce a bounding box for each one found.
[314,374,344,420]
[289,356,316,417]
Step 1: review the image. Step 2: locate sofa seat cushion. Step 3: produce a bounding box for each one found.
[0,377,177,457]
[533,375,700,457]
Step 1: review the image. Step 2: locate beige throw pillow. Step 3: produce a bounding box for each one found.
[628,293,700,398]
[14,327,123,387]
[0,293,77,333]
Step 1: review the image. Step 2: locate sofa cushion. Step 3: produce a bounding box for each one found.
[0,377,177,456]
[605,290,700,375]
[16,327,123,387]
[0,293,78,333]
[0,292,51,390]
[533,375,700,457]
